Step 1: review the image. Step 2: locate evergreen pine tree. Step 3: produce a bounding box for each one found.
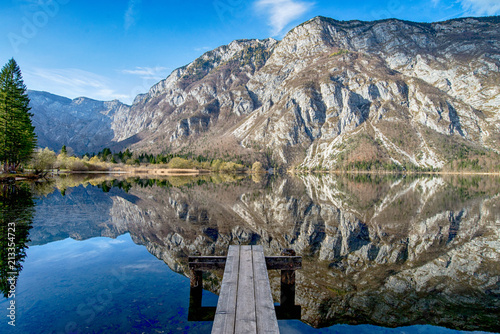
[0,58,37,172]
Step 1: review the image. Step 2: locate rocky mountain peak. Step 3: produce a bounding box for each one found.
[236,16,500,168]
[109,37,279,147]
[144,38,279,102]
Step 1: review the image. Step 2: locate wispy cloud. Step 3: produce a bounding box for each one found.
[194,46,211,52]
[124,0,142,30]
[107,239,126,245]
[24,67,130,102]
[459,0,500,15]
[121,66,169,81]
[255,0,313,36]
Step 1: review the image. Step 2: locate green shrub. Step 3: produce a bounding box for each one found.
[31,148,57,174]
[252,161,265,173]
[219,161,245,173]
[168,157,196,169]
[211,159,223,171]
[66,157,88,171]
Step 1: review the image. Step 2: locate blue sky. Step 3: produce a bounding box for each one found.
[1,0,499,104]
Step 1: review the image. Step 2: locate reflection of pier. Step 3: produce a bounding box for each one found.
[188,245,302,333]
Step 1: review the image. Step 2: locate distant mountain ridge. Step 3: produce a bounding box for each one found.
[29,90,129,154]
[29,16,500,169]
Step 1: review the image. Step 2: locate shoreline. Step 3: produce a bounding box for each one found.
[62,168,500,178]
[113,167,211,176]
[288,170,500,176]
[2,167,500,183]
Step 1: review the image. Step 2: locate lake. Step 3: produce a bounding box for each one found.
[1,173,499,333]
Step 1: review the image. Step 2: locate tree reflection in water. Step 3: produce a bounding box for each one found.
[0,183,34,297]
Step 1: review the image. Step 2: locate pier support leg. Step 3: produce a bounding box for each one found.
[189,269,203,316]
[274,248,301,320]
[190,269,203,290]
[280,249,296,307]
[188,269,216,321]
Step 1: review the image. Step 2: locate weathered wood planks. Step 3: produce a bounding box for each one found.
[234,246,257,333]
[212,245,240,334]
[188,245,301,333]
[211,245,280,334]
[188,256,227,271]
[264,256,302,270]
[253,245,280,333]
[187,255,302,271]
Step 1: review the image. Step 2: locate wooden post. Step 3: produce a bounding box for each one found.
[189,269,203,308]
[189,268,217,321]
[189,250,205,321]
[280,248,296,307]
[190,269,203,289]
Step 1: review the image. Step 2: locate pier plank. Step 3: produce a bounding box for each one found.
[212,245,240,334]
[253,245,280,334]
[234,246,257,333]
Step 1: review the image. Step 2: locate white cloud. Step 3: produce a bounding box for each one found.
[194,46,211,52]
[124,0,142,30]
[460,0,500,15]
[121,66,168,80]
[107,239,126,244]
[255,0,313,36]
[23,67,131,102]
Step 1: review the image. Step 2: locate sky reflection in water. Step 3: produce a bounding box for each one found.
[2,233,493,334]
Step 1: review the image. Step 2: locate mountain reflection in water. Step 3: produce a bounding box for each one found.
[12,174,500,332]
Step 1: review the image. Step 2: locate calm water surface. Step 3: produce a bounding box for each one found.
[1,174,499,333]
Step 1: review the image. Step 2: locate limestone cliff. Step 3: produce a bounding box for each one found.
[29,16,500,168]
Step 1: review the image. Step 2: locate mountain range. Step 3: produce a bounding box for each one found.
[29,16,500,169]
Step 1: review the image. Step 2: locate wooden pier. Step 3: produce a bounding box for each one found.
[188,245,302,334]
